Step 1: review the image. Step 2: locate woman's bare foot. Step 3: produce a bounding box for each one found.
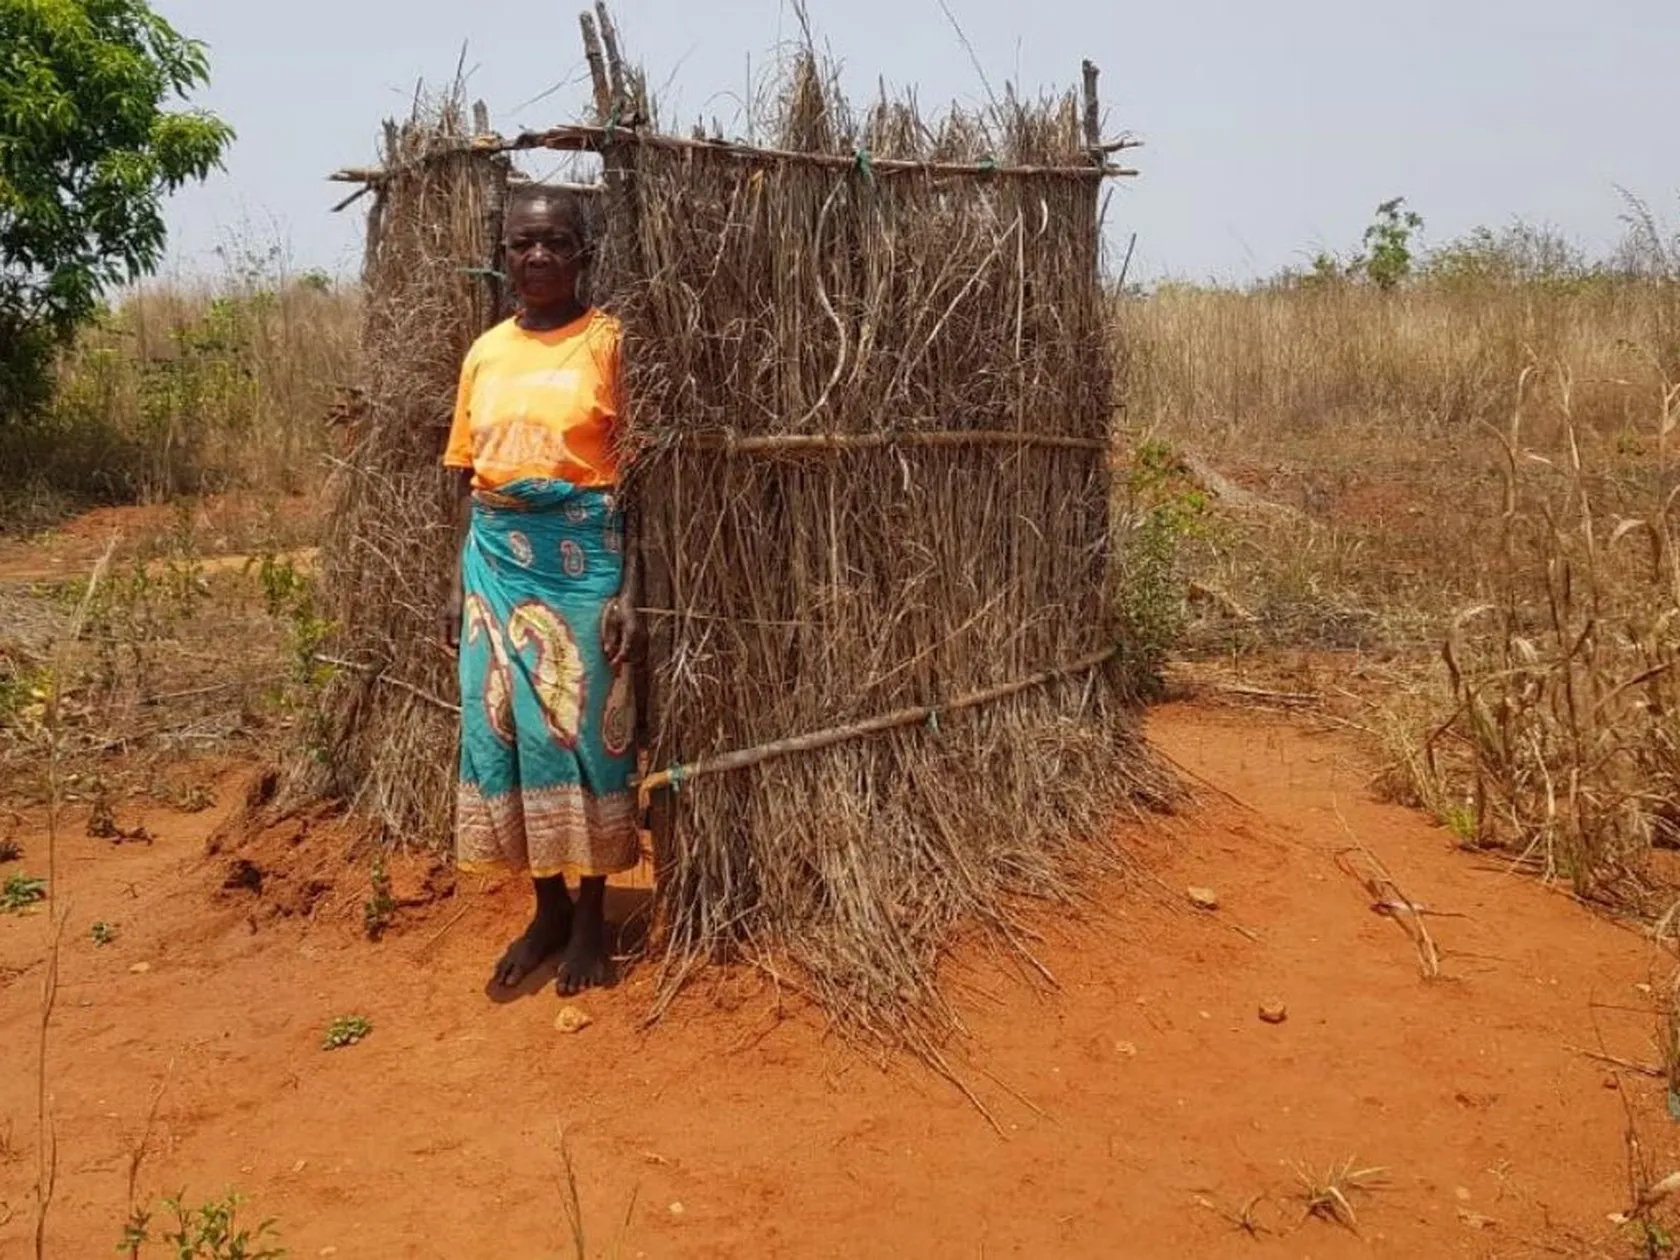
[556,875,612,995]
[492,875,571,988]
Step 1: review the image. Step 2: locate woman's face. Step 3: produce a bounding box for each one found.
[505,198,585,312]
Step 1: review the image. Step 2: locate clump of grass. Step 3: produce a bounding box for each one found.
[91,920,117,946]
[119,1190,283,1260]
[0,834,21,863]
[1290,1157,1388,1232]
[321,1015,371,1050]
[1,873,46,913]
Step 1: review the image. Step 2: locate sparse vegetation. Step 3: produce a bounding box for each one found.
[362,854,395,942]
[1,272,355,523]
[91,920,116,946]
[119,1190,283,1260]
[1290,1157,1387,1232]
[321,1015,371,1050]
[1,872,45,913]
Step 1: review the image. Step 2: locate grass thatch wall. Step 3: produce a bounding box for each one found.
[292,100,505,834]
[609,65,1169,1038]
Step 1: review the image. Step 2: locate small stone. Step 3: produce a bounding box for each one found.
[1114,1041,1137,1058]
[1187,886,1220,911]
[668,1202,685,1217]
[292,1159,308,1173]
[1457,1208,1496,1231]
[554,1006,593,1034]
[1258,1001,1288,1025]
[1454,1186,1472,1202]
[1604,1074,1622,1091]
[320,1248,339,1257]
[128,961,151,975]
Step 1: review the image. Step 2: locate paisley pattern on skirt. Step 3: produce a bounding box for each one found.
[454,477,637,879]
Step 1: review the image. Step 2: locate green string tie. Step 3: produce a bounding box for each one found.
[460,266,505,281]
[978,155,998,174]
[853,147,874,184]
[926,709,940,734]
[668,764,686,794]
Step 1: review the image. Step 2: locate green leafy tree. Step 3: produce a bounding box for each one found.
[1360,197,1424,291]
[0,0,233,417]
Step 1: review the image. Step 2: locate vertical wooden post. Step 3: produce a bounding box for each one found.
[579,13,613,123]
[596,1,628,116]
[1080,59,1101,150]
[578,6,669,890]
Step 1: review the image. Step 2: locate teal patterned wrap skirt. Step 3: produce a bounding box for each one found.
[454,476,638,878]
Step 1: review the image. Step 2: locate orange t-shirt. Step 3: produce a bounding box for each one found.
[443,309,624,490]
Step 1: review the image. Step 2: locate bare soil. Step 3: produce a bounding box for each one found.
[0,704,1673,1258]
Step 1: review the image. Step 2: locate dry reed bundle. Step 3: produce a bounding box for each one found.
[288,88,506,834]
[601,55,1172,1039]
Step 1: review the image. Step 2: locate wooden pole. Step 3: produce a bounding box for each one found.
[675,429,1110,456]
[1081,60,1101,151]
[578,12,612,123]
[330,128,1139,184]
[636,645,1119,805]
[595,1,627,115]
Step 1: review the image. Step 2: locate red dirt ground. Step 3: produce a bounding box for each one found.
[1,705,1675,1258]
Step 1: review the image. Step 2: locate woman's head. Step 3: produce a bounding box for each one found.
[504,187,592,315]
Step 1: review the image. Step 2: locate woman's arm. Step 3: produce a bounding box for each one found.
[603,496,642,667]
[437,468,473,650]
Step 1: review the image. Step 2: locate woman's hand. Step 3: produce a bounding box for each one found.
[438,587,463,653]
[600,594,642,668]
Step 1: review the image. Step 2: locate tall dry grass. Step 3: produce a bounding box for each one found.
[0,270,359,526]
[1118,272,1680,656]
[1121,276,1677,452]
[1119,243,1680,909]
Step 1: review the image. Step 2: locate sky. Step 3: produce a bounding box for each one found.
[151,0,1680,285]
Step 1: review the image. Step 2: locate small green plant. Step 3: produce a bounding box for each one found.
[118,1190,283,1260]
[1361,197,1424,292]
[321,1015,371,1050]
[1,873,47,913]
[248,552,336,689]
[362,854,396,942]
[1623,1214,1676,1260]
[92,920,117,946]
[1439,801,1477,846]
[1113,439,1209,696]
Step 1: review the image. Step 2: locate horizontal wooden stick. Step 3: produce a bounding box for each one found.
[329,130,1136,183]
[509,124,1137,178]
[636,644,1119,803]
[315,655,460,714]
[676,429,1110,455]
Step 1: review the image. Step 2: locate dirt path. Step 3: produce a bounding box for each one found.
[0,704,1672,1258]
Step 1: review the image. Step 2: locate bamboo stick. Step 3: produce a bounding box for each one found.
[636,644,1119,803]
[676,429,1110,455]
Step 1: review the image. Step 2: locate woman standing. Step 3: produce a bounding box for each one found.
[439,187,639,996]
